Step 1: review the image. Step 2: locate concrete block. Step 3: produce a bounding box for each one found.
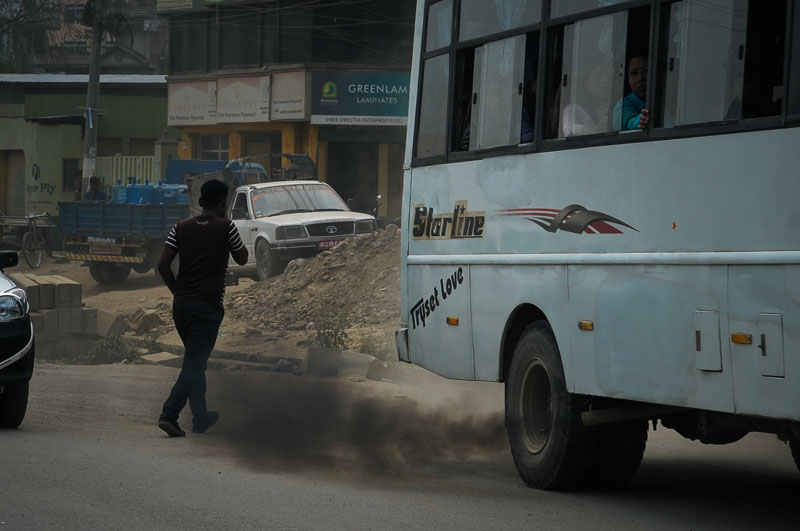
[37,275,70,308]
[305,346,342,377]
[82,308,98,335]
[7,273,40,311]
[68,308,83,334]
[29,311,44,334]
[57,308,71,334]
[49,275,82,307]
[65,340,91,358]
[96,309,129,337]
[38,340,66,359]
[39,308,60,335]
[141,351,182,367]
[33,276,54,309]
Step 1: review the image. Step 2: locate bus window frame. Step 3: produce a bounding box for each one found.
[411,0,799,168]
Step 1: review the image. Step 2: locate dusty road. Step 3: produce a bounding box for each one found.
[1,362,798,531]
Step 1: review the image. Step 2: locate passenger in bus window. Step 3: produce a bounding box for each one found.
[520,78,536,143]
[561,64,612,136]
[612,55,649,130]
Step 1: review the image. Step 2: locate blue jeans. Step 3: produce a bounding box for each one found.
[161,299,223,424]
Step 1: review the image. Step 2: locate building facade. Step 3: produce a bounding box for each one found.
[0,74,172,216]
[159,0,415,219]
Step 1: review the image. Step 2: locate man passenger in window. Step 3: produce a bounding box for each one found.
[613,55,649,130]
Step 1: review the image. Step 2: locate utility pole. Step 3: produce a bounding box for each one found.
[82,0,104,198]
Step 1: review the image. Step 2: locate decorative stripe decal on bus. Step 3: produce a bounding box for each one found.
[52,252,145,263]
[497,205,637,234]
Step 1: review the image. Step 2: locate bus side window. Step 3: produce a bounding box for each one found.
[545,7,650,138]
[657,0,787,127]
[790,0,800,119]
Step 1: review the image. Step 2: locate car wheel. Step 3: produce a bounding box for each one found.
[255,240,276,281]
[0,381,30,428]
[506,321,597,490]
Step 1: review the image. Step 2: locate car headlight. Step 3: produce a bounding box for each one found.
[0,288,28,322]
[275,225,308,240]
[355,219,376,234]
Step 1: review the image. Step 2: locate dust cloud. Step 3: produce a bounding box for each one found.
[209,373,507,474]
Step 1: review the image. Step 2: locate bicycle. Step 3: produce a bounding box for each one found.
[21,213,50,269]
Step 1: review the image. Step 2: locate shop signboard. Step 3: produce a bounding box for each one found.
[270,71,308,121]
[310,72,410,126]
[167,81,216,126]
[217,76,270,123]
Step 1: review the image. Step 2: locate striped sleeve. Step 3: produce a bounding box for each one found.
[228,220,244,252]
[165,225,178,250]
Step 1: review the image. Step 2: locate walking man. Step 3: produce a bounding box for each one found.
[157,179,248,437]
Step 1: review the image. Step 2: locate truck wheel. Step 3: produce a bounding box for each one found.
[255,240,276,281]
[88,262,108,283]
[506,321,597,490]
[99,263,131,285]
[0,381,29,428]
[591,419,648,488]
[791,441,800,473]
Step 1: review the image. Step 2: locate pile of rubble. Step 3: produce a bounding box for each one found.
[228,228,402,333]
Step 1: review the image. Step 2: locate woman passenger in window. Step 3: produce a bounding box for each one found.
[562,63,613,136]
[613,55,649,130]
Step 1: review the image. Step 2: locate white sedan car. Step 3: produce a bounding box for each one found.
[227,180,376,280]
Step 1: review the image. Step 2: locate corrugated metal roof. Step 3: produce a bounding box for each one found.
[0,74,166,85]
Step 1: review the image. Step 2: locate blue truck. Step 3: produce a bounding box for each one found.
[55,158,268,285]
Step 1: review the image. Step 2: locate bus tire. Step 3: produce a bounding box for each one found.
[0,381,29,428]
[255,240,276,281]
[591,419,648,489]
[790,440,800,473]
[506,321,597,490]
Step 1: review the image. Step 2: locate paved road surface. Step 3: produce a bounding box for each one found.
[1,363,797,530]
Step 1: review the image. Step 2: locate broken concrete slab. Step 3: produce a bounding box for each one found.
[130,309,164,333]
[96,309,129,337]
[141,351,182,368]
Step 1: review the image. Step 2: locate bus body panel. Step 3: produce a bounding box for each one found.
[567,264,734,414]
[729,266,800,420]
[407,264,474,379]
[403,128,799,422]
[469,264,570,383]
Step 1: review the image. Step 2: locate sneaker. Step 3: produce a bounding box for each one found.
[158,417,186,437]
[192,411,219,434]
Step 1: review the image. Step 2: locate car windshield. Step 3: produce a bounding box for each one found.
[251,183,349,218]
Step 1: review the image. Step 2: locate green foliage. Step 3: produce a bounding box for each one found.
[87,334,140,364]
[312,304,350,350]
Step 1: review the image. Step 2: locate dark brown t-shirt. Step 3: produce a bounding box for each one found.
[165,215,244,310]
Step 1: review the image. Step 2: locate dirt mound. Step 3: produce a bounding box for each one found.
[228,228,402,334]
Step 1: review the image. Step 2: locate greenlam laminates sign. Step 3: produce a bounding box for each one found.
[311,72,410,126]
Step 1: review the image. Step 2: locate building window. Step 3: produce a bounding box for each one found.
[194,135,229,161]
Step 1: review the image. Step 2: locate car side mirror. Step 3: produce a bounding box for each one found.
[231,207,248,220]
[0,251,18,271]
[346,198,356,209]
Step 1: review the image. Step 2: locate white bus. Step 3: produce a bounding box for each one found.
[396,0,800,489]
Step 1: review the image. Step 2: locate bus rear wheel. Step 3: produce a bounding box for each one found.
[791,440,800,473]
[506,322,597,490]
